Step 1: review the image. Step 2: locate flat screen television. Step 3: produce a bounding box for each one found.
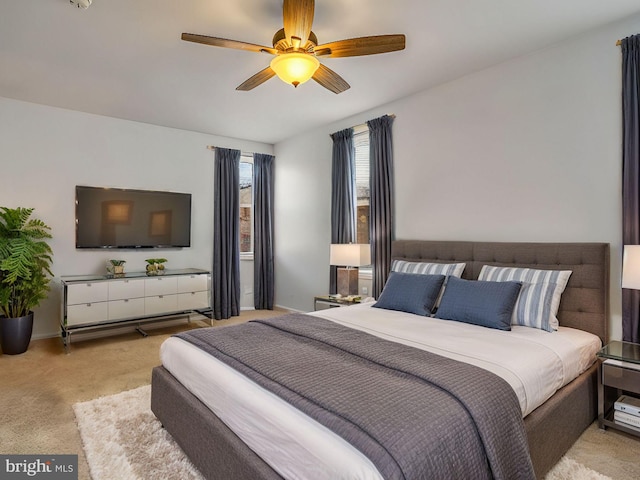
[76,186,192,248]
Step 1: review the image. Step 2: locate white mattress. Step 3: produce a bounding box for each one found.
[160,303,601,480]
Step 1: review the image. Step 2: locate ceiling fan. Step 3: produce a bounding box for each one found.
[181,0,406,94]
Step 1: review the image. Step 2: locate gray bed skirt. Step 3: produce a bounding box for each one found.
[151,366,283,480]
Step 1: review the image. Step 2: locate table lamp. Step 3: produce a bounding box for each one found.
[622,245,640,290]
[330,244,371,297]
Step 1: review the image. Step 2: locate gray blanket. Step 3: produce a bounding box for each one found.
[176,314,535,480]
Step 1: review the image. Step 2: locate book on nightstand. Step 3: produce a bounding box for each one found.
[613,410,640,431]
[614,395,640,417]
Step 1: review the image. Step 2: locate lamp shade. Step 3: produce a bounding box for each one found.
[270,53,320,87]
[622,245,640,290]
[330,244,371,267]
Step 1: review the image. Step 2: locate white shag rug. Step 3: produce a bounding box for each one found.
[74,385,612,480]
[546,457,612,480]
[73,385,203,480]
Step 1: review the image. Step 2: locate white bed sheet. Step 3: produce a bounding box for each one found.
[160,303,601,480]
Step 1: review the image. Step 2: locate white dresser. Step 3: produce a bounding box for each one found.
[61,268,210,350]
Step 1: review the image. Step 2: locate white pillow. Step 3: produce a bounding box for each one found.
[391,260,465,278]
[478,266,572,332]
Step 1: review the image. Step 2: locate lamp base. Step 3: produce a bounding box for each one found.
[337,267,359,297]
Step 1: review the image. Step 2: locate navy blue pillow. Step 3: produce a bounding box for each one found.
[373,272,446,316]
[435,276,522,330]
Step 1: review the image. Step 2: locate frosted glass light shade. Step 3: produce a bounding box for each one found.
[270,53,320,87]
[330,244,371,267]
[622,245,640,290]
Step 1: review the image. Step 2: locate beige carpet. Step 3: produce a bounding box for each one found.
[0,310,282,480]
[74,385,615,480]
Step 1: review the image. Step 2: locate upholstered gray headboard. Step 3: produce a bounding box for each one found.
[391,240,610,343]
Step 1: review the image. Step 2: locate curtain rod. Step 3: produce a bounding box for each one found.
[206,145,266,157]
[354,113,396,130]
[617,40,622,46]
[329,114,397,136]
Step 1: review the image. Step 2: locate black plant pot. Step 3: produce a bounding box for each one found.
[0,312,34,355]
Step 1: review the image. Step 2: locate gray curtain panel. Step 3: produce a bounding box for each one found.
[622,34,640,343]
[253,153,275,310]
[367,115,395,299]
[212,147,241,320]
[330,128,356,294]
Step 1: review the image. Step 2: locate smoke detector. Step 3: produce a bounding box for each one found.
[70,0,92,9]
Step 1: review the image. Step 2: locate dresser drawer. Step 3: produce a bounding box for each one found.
[603,362,640,391]
[177,291,209,310]
[108,298,145,321]
[66,302,108,326]
[177,274,208,293]
[145,294,178,316]
[144,276,178,297]
[66,282,109,305]
[108,279,145,301]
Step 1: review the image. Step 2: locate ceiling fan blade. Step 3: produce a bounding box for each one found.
[283,0,314,47]
[236,67,276,91]
[314,34,406,58]
[312,64,350,94]
[181,33,277,55]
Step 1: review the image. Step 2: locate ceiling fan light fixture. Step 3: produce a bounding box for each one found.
[270,53,320,88]
[182,0,404,93]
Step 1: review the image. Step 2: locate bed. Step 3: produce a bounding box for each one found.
[151,240,609,479]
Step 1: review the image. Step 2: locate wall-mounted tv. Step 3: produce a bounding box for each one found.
[76,186,192,249]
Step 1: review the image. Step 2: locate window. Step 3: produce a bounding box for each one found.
[354,125,370,244]
[239,157,253,255]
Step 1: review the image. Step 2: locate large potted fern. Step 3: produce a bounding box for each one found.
[0,207,53,355]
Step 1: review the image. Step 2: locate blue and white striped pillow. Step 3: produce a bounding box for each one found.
[391,260,466,278]
[478,266,572,332]
[391,260,466,310]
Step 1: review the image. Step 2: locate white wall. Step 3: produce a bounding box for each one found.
[273,133,333,310]
[274,13,640,341]
[0,97,273,339]
[5,12,639,342]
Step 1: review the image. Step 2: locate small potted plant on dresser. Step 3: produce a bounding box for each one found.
[145,258,167,275]
[107,259,126,275]
[0,207,53,355]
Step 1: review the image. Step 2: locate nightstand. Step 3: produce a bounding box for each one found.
[314,295,360,311]
[597,341,640,437]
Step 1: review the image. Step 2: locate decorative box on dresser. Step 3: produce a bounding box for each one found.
[61,268,210,351]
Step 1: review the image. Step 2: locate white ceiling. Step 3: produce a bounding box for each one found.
[2,0,639,144]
